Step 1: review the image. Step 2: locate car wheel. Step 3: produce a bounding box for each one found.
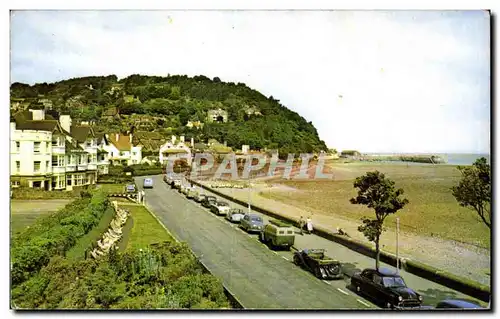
[386,302,393,309]
[293,255,301,265]
[314,267,322,278]
[259,232,265,243]
[356,285,361,293]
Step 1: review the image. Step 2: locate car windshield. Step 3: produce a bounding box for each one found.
[382,276,407,288]
[250,216,262,222]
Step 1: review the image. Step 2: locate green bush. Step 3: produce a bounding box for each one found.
[11,190,109,286]
[12,241,230,309]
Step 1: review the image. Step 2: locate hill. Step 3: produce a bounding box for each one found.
[10,74,327,155]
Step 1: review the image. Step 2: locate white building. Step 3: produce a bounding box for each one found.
[159,135,192,166]
[104,133,142,166]
[10,110,109,190]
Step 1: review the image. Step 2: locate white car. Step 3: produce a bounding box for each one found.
[210,201,231,216]
[225,208,245,223]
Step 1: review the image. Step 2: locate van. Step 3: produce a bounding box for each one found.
[143,178,154,189]
[259,219,295,250]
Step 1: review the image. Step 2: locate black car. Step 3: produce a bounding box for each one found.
[293,249,342,279]
[201,196,217,208]
[350,268,422,309]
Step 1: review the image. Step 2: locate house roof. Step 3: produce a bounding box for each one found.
[103,106,119,117]
[70,125,94,143]
[162,149,188,154]
[109,133,132,151]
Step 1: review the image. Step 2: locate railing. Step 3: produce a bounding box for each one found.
[77,164,88,171]
[52,166,66,174]
[52,146,65,154]
[87,163,97,170]
[66,164,77,172]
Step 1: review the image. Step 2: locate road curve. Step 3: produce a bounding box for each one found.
[137,175,376,309]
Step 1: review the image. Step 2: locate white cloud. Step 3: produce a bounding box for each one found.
[10,10,490,153]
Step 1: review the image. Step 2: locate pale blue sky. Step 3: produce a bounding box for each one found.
[10,10,490,153]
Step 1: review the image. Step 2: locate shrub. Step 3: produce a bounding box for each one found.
[11,190,109,286]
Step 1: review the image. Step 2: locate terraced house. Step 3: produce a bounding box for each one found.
[10,109,109,190]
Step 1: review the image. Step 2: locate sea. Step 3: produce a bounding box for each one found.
[362,153,490,166]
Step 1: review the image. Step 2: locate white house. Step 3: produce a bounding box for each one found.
[159,135,192,166]
[10,110,108,191]
[105,133,142,166]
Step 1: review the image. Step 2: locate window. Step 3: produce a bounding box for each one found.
[120,151,124,156]
[373,274,383,285]
[279,230,285,235]
[58,156,65,167]
[15,141,20,152]
[67,176,72,186]
[34,142,40,153]
[132,152,137,156]
[52,138,58,146]
[15,161,20,173]
[32,181,41,188]
[11,180,20,187]
[46,161,49,171]
[46,142,50,152]
[34,161,41,172]
[52,156,58,166]
[58,179,65,189]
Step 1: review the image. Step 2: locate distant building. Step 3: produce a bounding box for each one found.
[340,150,361,159]
[159,135,192,166]
[207,109,228,123]
[186,120,204,129]
[104,133,143,165]
[102,106,120,122]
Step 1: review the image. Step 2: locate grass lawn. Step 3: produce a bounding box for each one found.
[10,199,73,235]
[97,183,128,194]
[261,162,491,249]
[118,203,173,250]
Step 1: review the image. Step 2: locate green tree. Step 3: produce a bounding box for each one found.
[451,157,491,229]
[170,86,181,100]
[350,171,409,270]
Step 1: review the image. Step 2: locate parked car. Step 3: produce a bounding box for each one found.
[240,213,264,233]
[201,196,217,208]
[125,184,136,193]
[143,178,154,189]
[435,300,484,309]
[186,188,198,199]
[194,193,208,203]
[225,208,246,223]
[293,248,342,279]
[210,201,231,215]
[350,268,423,309]
[259,219,295,250]
[172,180,181,189]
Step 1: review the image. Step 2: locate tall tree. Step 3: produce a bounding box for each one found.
[350,171,409,270]
[451,157,491,229]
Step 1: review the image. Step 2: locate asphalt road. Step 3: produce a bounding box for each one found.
[137,175,376,309]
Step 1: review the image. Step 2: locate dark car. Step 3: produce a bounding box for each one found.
[240,213,264,233]
[436,300,484,309]
[194,193,208,203]
[350,268,423,309]
[201,196,217,208]
[293,248,342,279]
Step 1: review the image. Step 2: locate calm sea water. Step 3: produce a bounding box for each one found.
[363,153,490,166]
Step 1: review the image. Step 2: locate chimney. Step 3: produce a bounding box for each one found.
[224,140,227,147]
[171,135,176,144]
[59,115,72,133]
[129,134,133,143]
[191,137,194,147]
[116,134,119,142]
[30,109,45,121]
[180,135,185,143]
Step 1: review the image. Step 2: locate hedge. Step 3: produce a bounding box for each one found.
[11,190,109,286]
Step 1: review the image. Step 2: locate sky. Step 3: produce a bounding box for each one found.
[9,10,491,154]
